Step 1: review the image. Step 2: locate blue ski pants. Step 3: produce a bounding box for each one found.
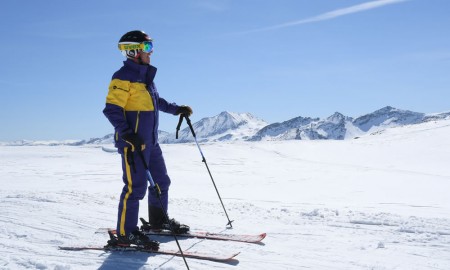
[116,143,171,236]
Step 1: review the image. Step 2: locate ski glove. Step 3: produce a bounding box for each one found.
[122,133,145,152]
[176,105,193,117]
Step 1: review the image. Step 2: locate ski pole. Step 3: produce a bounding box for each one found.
[178,115,234,228]
[137,151,190,270]
[176,114,184,139]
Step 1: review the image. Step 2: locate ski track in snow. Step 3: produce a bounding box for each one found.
[1,120,450,269]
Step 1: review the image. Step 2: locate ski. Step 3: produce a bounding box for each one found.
[97,228,266,243]
[59,245,240,263]
[143,230,266,243]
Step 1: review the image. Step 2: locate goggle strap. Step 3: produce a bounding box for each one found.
[118,42,143,51]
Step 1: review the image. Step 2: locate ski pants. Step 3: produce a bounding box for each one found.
[116,143,171,236]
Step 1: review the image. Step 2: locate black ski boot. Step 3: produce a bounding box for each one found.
[115,229,159,250]
[146,206,190,234]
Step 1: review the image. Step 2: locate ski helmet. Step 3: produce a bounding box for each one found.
[118,30,153,59]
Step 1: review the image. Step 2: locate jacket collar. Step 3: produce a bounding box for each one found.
[123,59,157,84]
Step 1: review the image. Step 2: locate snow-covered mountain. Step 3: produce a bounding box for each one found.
[352,106,425,132]
[160,111,268,143]
[249,116,319,141]
[251,106,450,141]
[250,112,356,141]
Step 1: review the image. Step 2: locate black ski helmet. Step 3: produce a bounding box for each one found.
[118,30,152,59]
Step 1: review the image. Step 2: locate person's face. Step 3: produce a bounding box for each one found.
[139,51,151,65]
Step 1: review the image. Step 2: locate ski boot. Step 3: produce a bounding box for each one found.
[107,229,159,250]
[142,206,190,234]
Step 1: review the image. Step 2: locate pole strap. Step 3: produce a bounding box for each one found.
[176,114,197,139]
[176,115,184,139]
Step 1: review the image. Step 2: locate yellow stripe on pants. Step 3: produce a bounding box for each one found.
[120,147,133,236]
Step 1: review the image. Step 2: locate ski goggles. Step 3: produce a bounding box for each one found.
[118,41,153,53]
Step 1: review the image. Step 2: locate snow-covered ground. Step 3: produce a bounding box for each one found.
[1,119,450,269]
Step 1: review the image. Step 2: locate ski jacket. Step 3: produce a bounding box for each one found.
[103,59,179,149]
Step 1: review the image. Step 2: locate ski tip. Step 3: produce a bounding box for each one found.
[217,251,240,261]
[260,233,267,240]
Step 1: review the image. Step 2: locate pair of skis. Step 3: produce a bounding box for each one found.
[60,116,264,264]
[59,228,266,263]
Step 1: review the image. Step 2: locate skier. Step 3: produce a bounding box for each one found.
[103,30,192,248]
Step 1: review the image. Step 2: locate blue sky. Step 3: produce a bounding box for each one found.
[1,0,449,141]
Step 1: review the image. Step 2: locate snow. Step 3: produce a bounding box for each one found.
[1,119,450,269]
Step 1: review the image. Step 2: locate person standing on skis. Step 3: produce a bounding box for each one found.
[103,30,192,247]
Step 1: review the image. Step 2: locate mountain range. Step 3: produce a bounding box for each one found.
[250,106,449,141]
[3,106,449,146]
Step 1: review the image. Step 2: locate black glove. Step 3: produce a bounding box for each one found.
[176,105,193,117]
[122,133,145,152]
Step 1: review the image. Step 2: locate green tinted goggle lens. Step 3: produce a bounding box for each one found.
[142,41,153,53]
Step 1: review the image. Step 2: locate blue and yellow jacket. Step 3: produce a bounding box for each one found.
[103,59,179,149]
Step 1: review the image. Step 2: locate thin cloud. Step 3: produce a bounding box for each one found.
[235,0,410,35]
